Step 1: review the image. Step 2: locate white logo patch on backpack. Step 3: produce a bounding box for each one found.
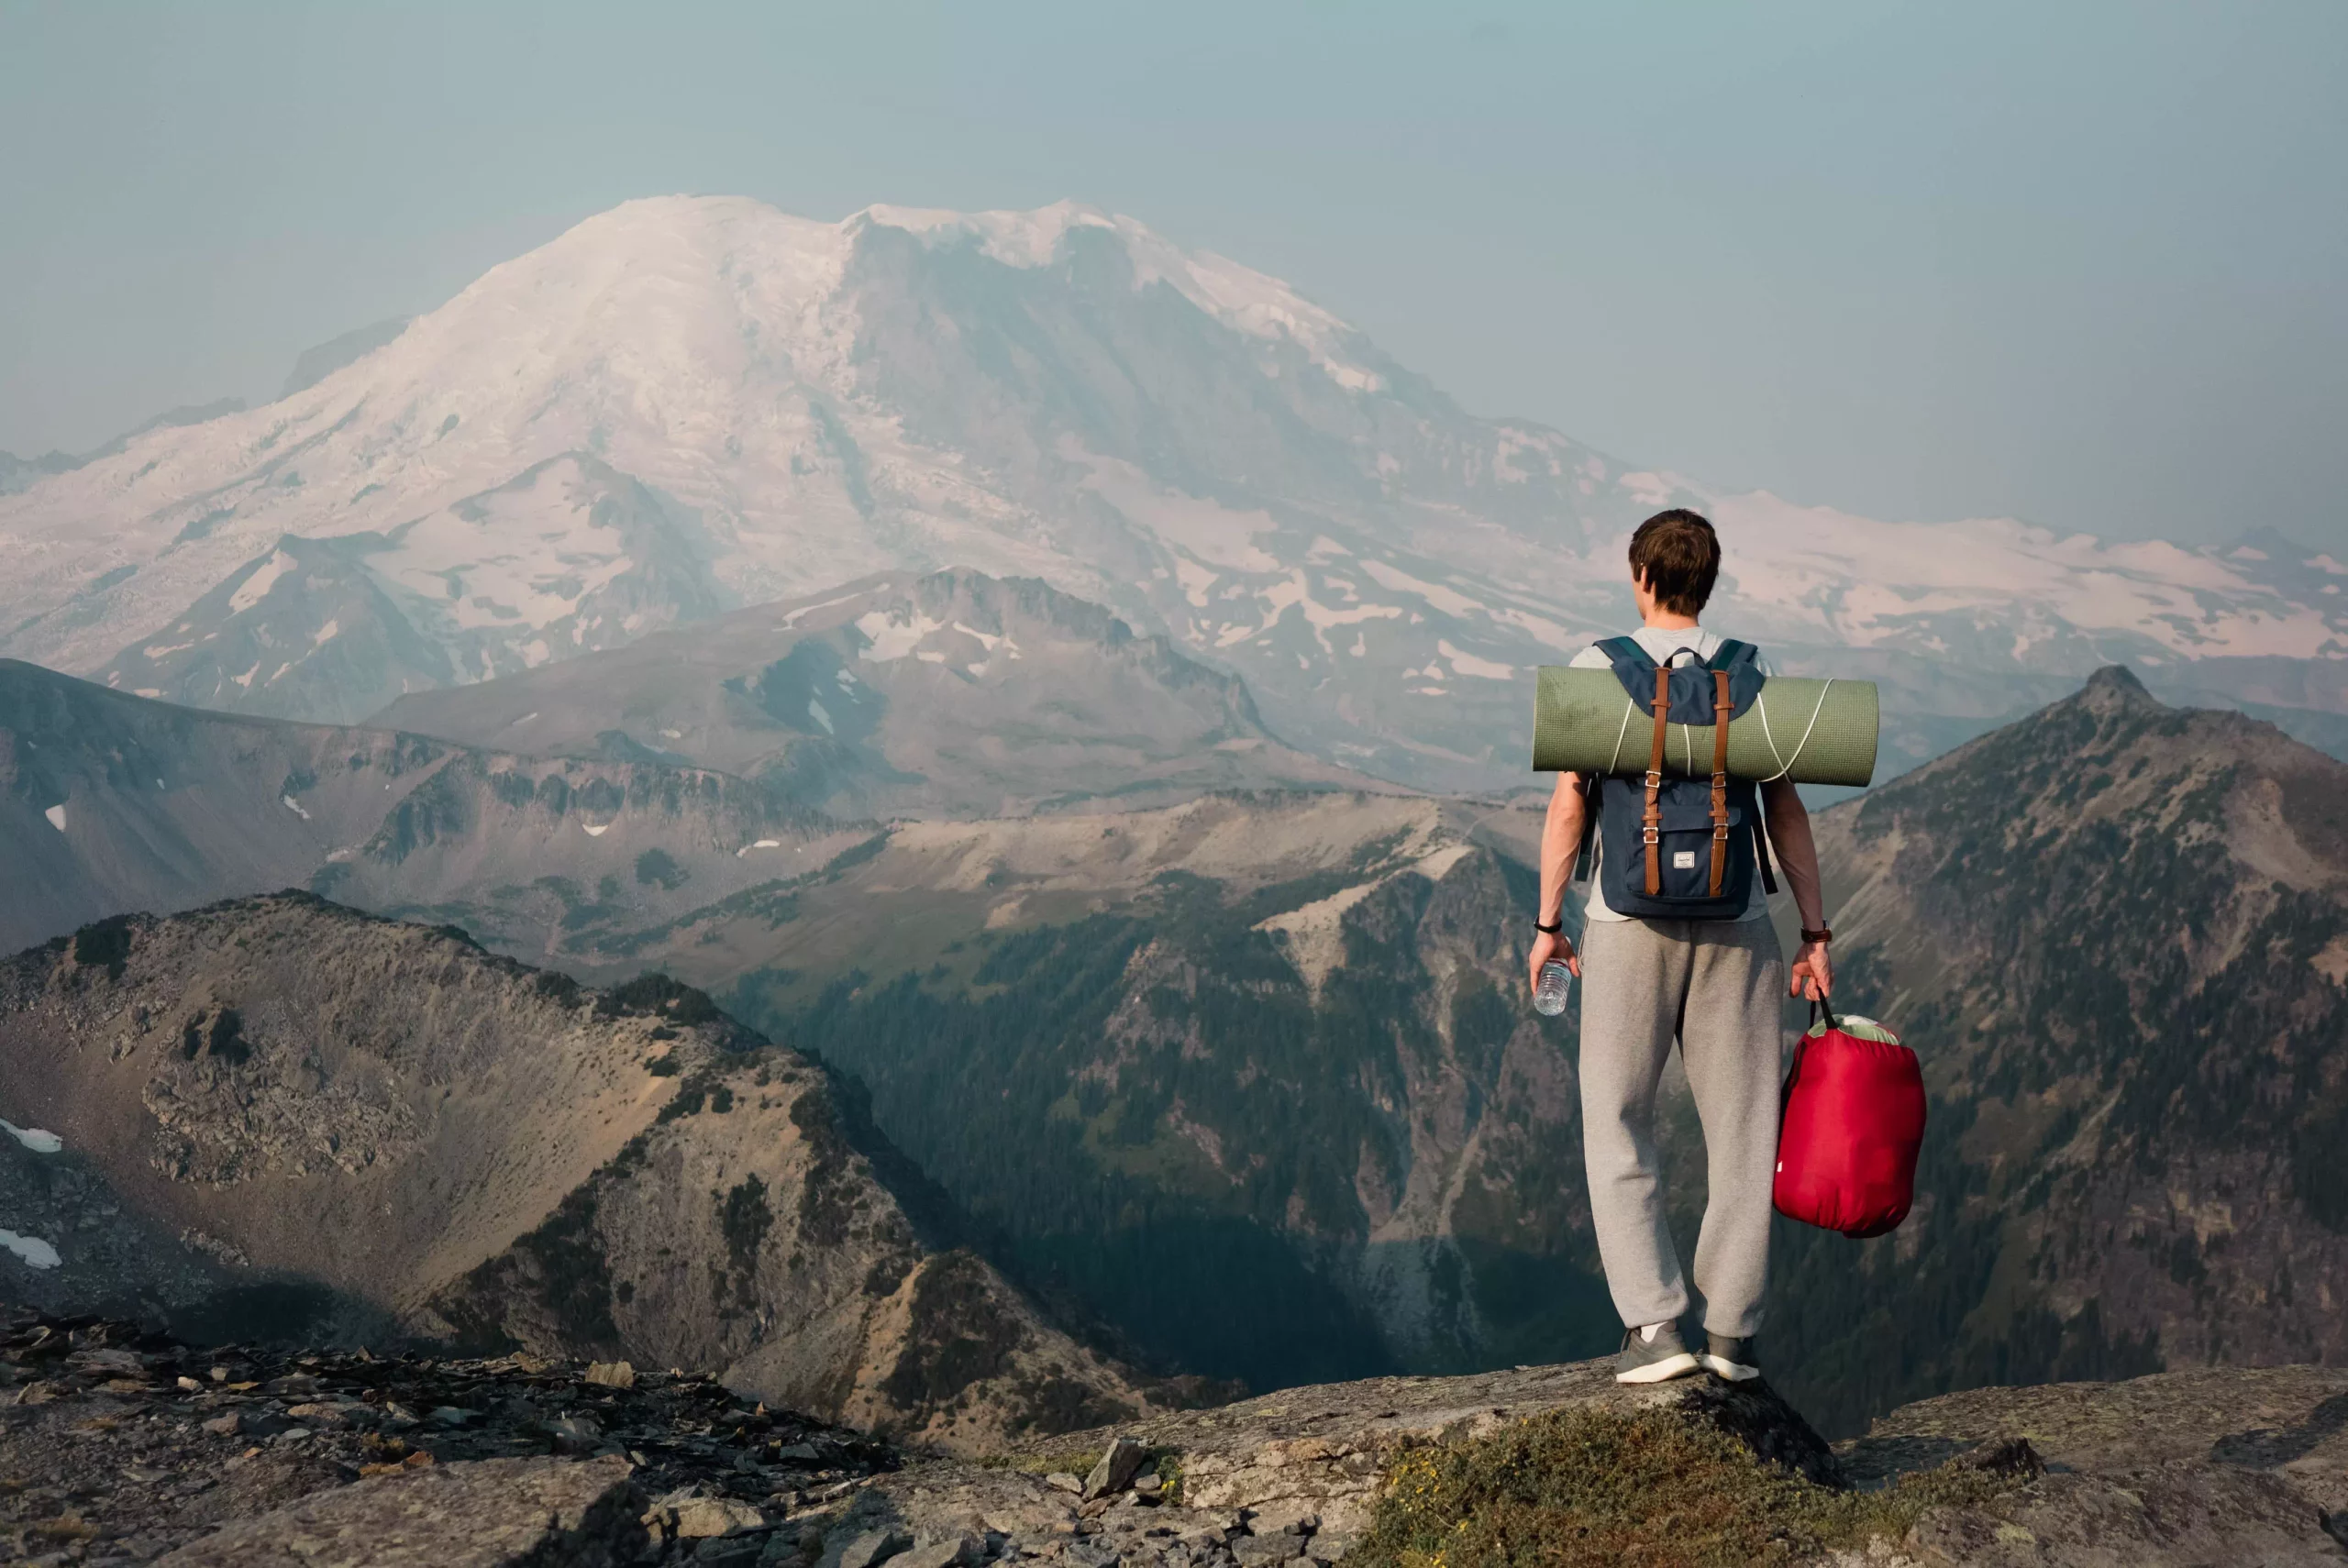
[1672,850,1697,869]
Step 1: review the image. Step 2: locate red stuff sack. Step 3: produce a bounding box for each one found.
[1774,1000,1926,1239]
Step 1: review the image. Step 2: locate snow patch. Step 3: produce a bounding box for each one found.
[1437,640,1515,680]
[227,548,297,613]
[0,1231,59,1271]
[807,698,835,733]
[43,804,65,832]
[311,617,340,646]
[2,1120,62,1154]
[1175,558,1220,608]
[581,823,611,837]
[282,795,311,820]
[856,606,949,662]
[1362,560,1486,619]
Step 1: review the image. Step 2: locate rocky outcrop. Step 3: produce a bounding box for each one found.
[0,895,1153,1447]
[1841,1363,2348,1565]
[152,1457,647,1568]
[20,1309,2342,1567]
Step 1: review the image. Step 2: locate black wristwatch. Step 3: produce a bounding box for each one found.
[1534,919,1565,935]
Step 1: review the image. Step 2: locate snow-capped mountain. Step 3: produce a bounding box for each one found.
[3,195,2341,788]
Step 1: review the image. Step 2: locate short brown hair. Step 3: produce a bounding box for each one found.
[1628,509,1721,616]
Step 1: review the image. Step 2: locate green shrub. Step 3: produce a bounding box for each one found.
[1353,1408,2014,1568]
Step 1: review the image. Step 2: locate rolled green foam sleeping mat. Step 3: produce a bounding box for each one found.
[1531,668,1879,786]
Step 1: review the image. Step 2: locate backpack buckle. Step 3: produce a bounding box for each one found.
[1713,823,1731,842]
[1643,769,1663,789]
[1641,826,1659,845]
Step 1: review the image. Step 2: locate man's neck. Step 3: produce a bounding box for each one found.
[1640,613,1700,632]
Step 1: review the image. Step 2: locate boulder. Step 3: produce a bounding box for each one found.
[153,1455,642,1567]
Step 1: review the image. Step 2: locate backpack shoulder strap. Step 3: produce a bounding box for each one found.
[1705,638,1756,672]
[1573,774,1600,882]
[1597,635,1655,669]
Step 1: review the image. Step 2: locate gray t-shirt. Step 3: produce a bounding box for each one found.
[1568,625,1772,924]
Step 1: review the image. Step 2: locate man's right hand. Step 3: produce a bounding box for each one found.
[1529,929,1581,995]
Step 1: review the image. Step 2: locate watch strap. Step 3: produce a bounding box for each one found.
[1800,926,1833,944]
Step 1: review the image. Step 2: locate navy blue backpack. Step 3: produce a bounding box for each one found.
[1576,637,1778,921]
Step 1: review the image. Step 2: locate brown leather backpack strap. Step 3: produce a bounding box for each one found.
[1709,668,1733,896]
[1644,665,1668,895]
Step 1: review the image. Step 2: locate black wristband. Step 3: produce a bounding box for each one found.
[1534,919,1564,935]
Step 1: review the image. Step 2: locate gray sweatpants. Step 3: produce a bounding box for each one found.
[1578,916,1786,1338]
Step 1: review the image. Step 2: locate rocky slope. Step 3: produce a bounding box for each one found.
[0,895,1155,1450]
[1,196,2338,787]
[526,787,1594,1396]
[9,1310,2345,1566]
[1762,666,2348,1436]
[372,569,1366,820]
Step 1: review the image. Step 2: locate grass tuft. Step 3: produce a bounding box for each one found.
[1351,1408,2018,1568]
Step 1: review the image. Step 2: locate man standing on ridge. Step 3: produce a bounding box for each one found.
[1527,508,1833,1386]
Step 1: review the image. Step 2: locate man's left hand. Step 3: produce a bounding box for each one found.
[1789,940,1833,1001]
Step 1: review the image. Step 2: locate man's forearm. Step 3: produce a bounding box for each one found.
[1762,779,1826,932]
[1538,773,1586,926]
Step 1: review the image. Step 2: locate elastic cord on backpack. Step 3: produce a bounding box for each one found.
[1757,679,1835,783]
[1604,698,1635,775]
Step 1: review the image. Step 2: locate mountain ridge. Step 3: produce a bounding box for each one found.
[0,890,1158,1450]
[1764,662,2348,1434]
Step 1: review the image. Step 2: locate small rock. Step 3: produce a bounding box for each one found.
[426,1406,472,1428]
[16,1380,67,1405]
[895,1537,980,1568]
[548,1413,603,1453]
[836,1527,914,1568]
[200,1412,241,1437]
[585,1359,637,1389]
[1132,1473,1163,1496]
[1044,1472,1083,1494]
[1082,1436,1149,1500]
[1247,1503,1318,1538]
[674,1496,769,1538]
[1232,1536,1300,1567]
[176,1375,202,1392]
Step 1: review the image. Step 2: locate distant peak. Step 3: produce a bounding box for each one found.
[856,199,1124,269]
[2077,665,2159,712]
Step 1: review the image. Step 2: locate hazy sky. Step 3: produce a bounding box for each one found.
[3,1,2342,548]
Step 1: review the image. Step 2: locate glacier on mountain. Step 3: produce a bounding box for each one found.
[0,193,2340,786]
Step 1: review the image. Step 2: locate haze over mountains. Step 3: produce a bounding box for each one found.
[5,192,2347,1468]
[1,195,2341,789]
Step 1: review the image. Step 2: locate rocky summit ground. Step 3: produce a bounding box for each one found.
[7,1310,2346,1567]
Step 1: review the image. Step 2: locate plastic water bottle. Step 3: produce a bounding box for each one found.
[1534,960,1573,1017]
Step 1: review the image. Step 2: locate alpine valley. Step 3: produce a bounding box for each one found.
[4,194,2346,1473]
